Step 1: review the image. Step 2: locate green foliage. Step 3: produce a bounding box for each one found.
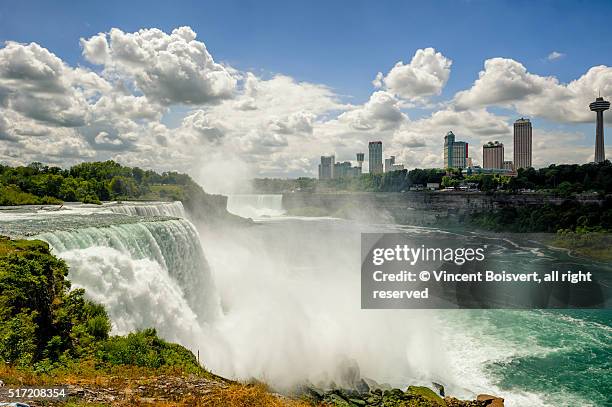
[0,311,37,366]
[253,169,445,193]
[406,386,447,406]
[0,237,203,374]
[508,161,612,195]
[0,238,110,365]
[553,230,612,261]
[468,198,612,233]
[0,162,234,224]
[97,328,200,370]
[0,185,62,206]
[254,161,612,196]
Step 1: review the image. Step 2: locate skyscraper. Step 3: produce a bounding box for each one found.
[443,131,468,169]
[318,155,334,180]
[513,118,532,169]
[589,96,610,163]
[483,141,504,169]
[369,141,383,174]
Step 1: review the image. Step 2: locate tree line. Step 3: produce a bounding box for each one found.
[254,161,612,196]
[0,160,205,205]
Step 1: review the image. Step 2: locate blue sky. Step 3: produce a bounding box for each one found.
[3,0,611,103]
[0,0,611,183]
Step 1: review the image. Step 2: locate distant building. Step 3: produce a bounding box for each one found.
[384,155,405,172]
[483,141,504,169]
[334,161,356,179]
[317,156,362,180]
[318,155,334,180]
[513,118,532,169]
[503,160,514,171]
[444,131,469,169]
[589,96,610,163]
[369,141,383,174]
[356,153,364,171]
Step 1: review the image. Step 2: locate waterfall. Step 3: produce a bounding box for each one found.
[105,201,187,218]
[226,194,284,218]
[33,215,221,351]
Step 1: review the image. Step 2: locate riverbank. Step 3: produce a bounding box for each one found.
[3,363,503,407]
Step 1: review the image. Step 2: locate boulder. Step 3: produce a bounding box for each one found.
[477,394,505,407]
[432,382,445,397]
[406,386,447,406]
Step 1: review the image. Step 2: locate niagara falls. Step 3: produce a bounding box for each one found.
[1,3,612,406]
[1,194,609,406]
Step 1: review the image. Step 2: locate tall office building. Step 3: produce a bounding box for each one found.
[513,118,532,169]
[368,141,383,174]
[589,96,610,163]
[483,141,504,169]
[318,155,334,180]
[443,131,469,169]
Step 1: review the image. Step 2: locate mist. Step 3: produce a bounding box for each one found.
[194,210,451,391]
[193,154,253,195]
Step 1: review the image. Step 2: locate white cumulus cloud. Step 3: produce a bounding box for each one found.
[374,48,452,103]
[81,27,237,105]
[454,58,612,124]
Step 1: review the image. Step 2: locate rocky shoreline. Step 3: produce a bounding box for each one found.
[302,383,504,407]
[7,374,504,407]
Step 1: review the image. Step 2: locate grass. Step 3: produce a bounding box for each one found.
[0,184,62,206]
[0,362,204,386]
[181,383,313,407]
[138,184,186,202]
[0,364,313,407]
[0,236,50,255]
[551,232,612,261]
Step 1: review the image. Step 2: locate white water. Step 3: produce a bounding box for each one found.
[104,201,187,218]
[226,194,285,218]
[2,197,599,406]
[34,218,223,355]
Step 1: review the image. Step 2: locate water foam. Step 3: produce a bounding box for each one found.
[36,218,220,324]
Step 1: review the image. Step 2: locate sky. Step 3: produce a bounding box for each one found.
[0,0,611,190]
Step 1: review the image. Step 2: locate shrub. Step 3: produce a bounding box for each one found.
[96,328,199,370]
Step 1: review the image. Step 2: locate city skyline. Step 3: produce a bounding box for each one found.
[1,1,612,191]
[318,99,608,174]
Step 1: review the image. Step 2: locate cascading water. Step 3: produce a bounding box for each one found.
[104,201,187,218]
[226,194,284,218]
[36,219,219,322]
[4,203,226,361]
